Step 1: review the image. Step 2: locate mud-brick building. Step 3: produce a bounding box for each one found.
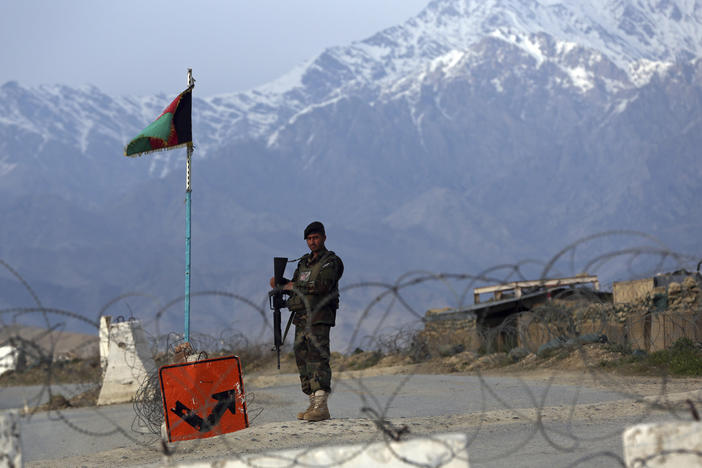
[421,271,702,355]
[420,275,605,354]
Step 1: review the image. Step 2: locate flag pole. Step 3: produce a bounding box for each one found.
[184,68,194,343]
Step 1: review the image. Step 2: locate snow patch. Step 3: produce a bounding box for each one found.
[488,28,551,66]
[520,35,547,65]
[79,122,94,154]
[613,98,633,114]
[629,59,674,87]
[565,66,595,92]
[556,40,578,55]
[430,49,466,73]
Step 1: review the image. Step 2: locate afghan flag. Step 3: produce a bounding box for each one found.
[124,86,193,157]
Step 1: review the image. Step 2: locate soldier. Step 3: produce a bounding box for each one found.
[269,221,343,421]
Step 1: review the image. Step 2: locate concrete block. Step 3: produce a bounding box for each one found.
[623,422,702,467]
[0,346,19,378]
[99,315,111,374]
[171,432,469,467]
[0,410,21,468]
[97,320,156,405]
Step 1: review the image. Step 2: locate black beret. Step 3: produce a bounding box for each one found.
[304,221,325,239]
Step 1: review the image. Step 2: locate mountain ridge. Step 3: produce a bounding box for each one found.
[0,0,700,341]
[4,1,700,166]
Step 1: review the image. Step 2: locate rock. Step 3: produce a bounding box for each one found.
[682,276,698,290]
[446,351,478,369]
[437,344,465,357]
[508,347,529,362]
[668,282,682,296]
[466,353,510,370]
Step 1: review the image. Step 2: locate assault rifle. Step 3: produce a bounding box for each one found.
[268,257,294,369]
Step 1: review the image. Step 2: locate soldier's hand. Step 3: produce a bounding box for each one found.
[269,277,276,288]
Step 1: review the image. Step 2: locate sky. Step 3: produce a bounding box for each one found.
[1,0,429,97]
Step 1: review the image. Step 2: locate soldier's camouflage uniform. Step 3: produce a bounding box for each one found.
[286,247,343,395]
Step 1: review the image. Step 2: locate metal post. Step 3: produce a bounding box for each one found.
[185,144,192,342]
[184,68,194,343]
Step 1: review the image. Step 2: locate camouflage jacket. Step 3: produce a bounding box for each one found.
[286,247,343,326]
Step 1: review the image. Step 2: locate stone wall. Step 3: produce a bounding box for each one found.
[517,276,701,352]
[419,312,481,354]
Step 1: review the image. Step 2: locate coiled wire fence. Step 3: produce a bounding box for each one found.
[1,231,701,467]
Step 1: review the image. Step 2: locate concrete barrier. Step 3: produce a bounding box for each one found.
[0,411,21,468]
[99,315,111,375]
[0,346,19,377]
[171,432,469,467]
[623,422,702,467]
[97,320,156,405]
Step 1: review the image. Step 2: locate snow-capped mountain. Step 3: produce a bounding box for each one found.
[0,0,701,341]
[3,0,701,167]
[200,0,702,146]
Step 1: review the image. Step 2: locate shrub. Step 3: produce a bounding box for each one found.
[605,343,633,355]
[647,338,702,376]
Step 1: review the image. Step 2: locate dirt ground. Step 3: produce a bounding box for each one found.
[248,344,702,398]
[26,359,702,468]
[13,341,702,468]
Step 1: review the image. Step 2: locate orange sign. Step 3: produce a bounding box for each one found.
[159,355,248,442]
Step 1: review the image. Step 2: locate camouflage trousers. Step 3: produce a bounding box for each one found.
[294,324,331,395]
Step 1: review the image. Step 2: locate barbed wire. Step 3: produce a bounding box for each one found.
[0,231,701,466]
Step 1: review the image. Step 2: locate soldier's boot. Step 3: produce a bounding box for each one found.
[297,394,315,420]
[304,390,330,422]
